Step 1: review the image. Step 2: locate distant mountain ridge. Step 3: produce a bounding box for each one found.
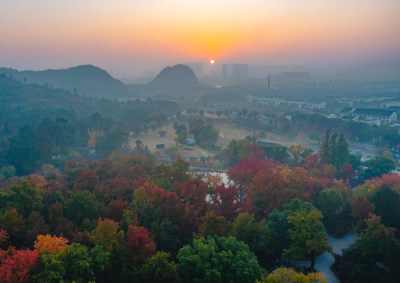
[0,74,179,134]
[0,64,129,98]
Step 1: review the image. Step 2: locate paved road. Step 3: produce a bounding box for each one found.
[161,137,208,158]
[296,233,358,283]
[193,147,208,158]
[315,251,338,283]
[316,233,358,283]
[349,143,377,159]
[327,233,358,256]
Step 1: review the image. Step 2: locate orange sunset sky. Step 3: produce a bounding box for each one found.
[1,0,399,74]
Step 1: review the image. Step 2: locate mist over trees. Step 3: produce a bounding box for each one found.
[0,61,399,282]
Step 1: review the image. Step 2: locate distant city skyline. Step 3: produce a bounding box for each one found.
[1,0,399,74]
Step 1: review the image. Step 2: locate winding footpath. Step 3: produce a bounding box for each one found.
[315,233,358,283]
[161,137,208,158]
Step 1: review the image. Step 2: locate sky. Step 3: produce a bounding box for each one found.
[1,0,399,75]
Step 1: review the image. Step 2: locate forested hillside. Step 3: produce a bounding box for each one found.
[0,65,130,98]
[0,75,179,175]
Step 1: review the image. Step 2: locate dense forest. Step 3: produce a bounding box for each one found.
[0,75,179,175]
[1,72,400,282]
[1,134,399,282]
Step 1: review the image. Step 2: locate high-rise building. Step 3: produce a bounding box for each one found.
[232,64,249,78]
[222,64,228,77]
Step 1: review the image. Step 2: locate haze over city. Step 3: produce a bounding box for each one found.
[1,1,400,282]
[1,0,400,75]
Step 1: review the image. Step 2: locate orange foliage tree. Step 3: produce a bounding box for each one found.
[34,234,68,254]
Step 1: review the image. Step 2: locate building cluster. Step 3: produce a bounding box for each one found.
[338,107,398,125]
[186,62,250,78]
[246,95,326,111]
[381,101,400,109]
[219,63,250,78]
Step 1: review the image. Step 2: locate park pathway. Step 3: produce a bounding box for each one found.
[315,233,358,283]
[161,137,208,158]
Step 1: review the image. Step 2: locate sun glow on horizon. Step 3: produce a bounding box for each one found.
[0,0,399,70]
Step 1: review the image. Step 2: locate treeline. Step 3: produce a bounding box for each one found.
[228,109,399,148]
[174,119,219,149]
[0,146,399,282]
[291,113,400,147]
[1,114,127,175]
[0,75,179,135]
[218,135,395,185]
[0,75,180,175]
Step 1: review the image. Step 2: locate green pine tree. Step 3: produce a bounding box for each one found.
[329,133,338,167]
[319,130,330,164]
[336,134,349,168]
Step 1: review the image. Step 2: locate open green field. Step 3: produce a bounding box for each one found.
[130,119,321,160]
[129,123,212,159]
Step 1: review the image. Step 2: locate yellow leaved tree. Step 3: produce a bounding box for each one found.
[34,234,68,254]
[257,267,327,283]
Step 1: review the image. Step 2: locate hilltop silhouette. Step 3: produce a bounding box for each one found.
[0,65,129,98]
[148,64,199,88]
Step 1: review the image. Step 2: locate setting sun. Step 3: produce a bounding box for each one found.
[210,59,215,64]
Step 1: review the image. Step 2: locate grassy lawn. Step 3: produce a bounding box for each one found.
[128,123,211,159]
[129,119,320,160]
